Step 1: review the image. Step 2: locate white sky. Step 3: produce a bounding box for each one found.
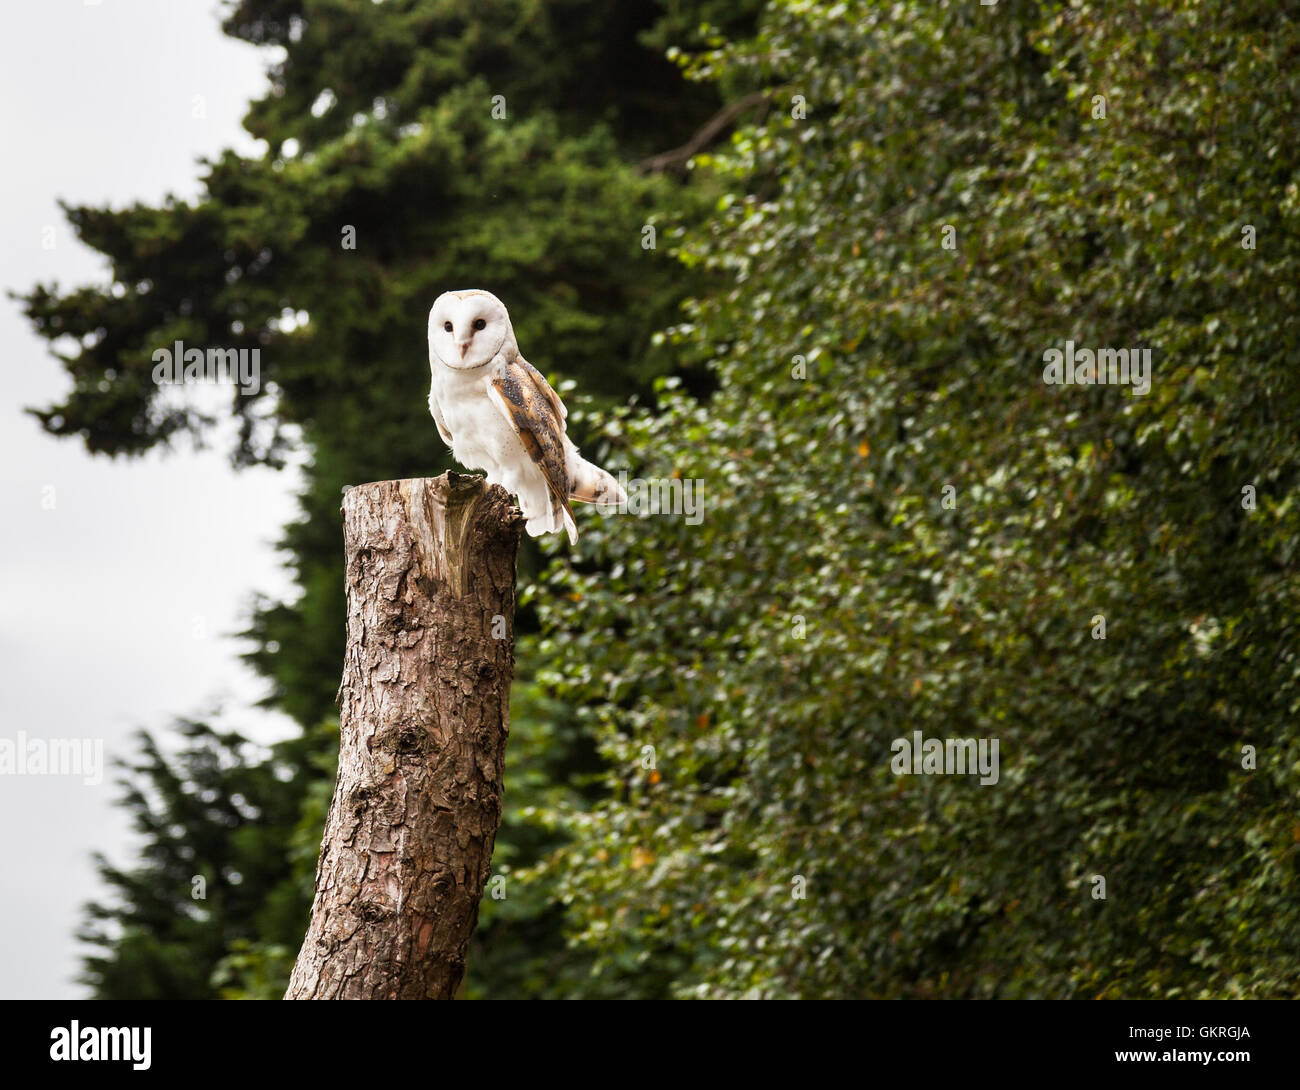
[0,0,302,998]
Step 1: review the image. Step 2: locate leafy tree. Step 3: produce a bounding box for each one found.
[79,721,327,999]
[529,0,1300,998]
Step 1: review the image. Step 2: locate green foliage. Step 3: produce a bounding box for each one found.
[461,665,605,997]
[525,0,1300,998]
[79,721,329,999]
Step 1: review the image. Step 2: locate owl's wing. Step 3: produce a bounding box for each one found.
[487,357,578,544]
[516,356,567,424]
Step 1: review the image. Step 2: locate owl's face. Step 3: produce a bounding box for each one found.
[428,290,511,371]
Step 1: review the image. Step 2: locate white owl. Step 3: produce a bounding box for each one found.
[427,289,626,544]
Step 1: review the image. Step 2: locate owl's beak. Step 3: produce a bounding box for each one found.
[458,343,470,359]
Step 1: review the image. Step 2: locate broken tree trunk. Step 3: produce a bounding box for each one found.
[285,474,523,1000]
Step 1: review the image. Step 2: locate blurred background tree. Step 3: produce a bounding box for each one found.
[22,0,1300,999]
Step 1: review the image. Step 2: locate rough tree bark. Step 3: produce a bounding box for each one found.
[285,474,523,1000]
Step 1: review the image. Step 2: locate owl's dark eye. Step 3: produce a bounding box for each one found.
[443,321,453,332]
[472,318,487,331]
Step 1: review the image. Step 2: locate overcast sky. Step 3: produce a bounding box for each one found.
[0,0,302,999]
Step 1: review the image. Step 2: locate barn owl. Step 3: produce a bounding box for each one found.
[427,289,625,544]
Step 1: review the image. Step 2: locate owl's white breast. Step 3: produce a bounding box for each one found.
[430,360,530,486]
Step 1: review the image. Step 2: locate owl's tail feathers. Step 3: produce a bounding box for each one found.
[560,505,578,546]
[524,504,578,546]
[567,454,626,507]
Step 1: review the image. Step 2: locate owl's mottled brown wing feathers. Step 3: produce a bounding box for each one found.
[516,356,567,424]
[487,357,576,531]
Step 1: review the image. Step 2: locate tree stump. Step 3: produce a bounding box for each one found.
[284,474,523,1000]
